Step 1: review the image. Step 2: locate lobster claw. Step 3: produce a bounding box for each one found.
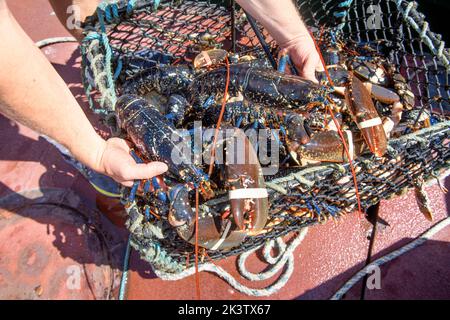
[168,184,193,227]
[299,130,356,163]
[346,73,387,157]
[169,184,247,251]
[193,49,228,69]
[284,112,311,153]
[115,94,210,187]
[177,217,247,251]
[225,128,269,233]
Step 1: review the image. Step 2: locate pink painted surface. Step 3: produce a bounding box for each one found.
[0,0,449,300]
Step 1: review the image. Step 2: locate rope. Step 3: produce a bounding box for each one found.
[334,0,354,31]
[80,0,142,113]
[152,228,308,297]
[81,31,118,112]
[118,234,132,300]
[78,0,450,289]
[331,216,450,300]
[35,37,78,49]
[396,0,450,70]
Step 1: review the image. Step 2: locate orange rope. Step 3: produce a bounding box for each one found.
[308,30,363,216]
[308,30,335,88]
[148,208,161,219]
[204,251,221,268]
[194,188,201,300]
[326,101,362,216]
[194,58,230,300]
[208,57,231,177]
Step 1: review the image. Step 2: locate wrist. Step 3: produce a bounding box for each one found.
[67,134,107,173]
[90,136,108,174]
[279,32,312,50]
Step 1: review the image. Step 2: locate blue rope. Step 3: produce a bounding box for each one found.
[338,0,353,8]
[111,3,120,20]
[127,0,137,14]
[333,11,347,18]
[96,5,107,33]
[334,0,354,31]
[118,234,132,300]
[153,0,161,11]
[83,32,101,42]
[100,32,117,106]
[81,33,109,115]
[114,58,123,80]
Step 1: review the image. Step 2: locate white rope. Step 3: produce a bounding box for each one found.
[35,37,78,49]
[331,216,450,300]
[152,228,308,297]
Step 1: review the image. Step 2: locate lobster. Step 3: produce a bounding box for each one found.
[189,63,323,111]
[115,94,269,250]
[177,127,269,249]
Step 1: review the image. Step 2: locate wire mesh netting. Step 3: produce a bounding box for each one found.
[81,0,450,271]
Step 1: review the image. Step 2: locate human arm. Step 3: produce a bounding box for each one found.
[0,1,167,187]
[236,0,323,81]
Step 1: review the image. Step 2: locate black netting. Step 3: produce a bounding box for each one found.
[81,0,450,269]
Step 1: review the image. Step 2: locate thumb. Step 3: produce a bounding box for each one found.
[124,161,169,181]
[300,57,319,83]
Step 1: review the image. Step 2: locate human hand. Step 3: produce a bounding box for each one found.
[280,33,324,83]
[94,137,168,187]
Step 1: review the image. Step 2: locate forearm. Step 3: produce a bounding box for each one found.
[0,4,105,171]
[48,0,101,41]
[236,0,308,46]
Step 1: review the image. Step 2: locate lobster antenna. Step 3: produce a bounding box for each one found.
[244,11,278,69]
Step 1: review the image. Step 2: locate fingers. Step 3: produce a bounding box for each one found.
[123,161,169,181]
[281,34,325,83]
[118,162,168,187]
[120,180,134,188]
[299,56,321,83]
[99,137,170,187]
[316,60,325,72]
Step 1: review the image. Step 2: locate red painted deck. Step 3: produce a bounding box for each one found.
[0,0,449,300]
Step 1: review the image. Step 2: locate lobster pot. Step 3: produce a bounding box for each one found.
[81,0,450,272]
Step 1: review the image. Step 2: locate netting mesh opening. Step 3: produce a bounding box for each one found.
[81,0,450,270]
